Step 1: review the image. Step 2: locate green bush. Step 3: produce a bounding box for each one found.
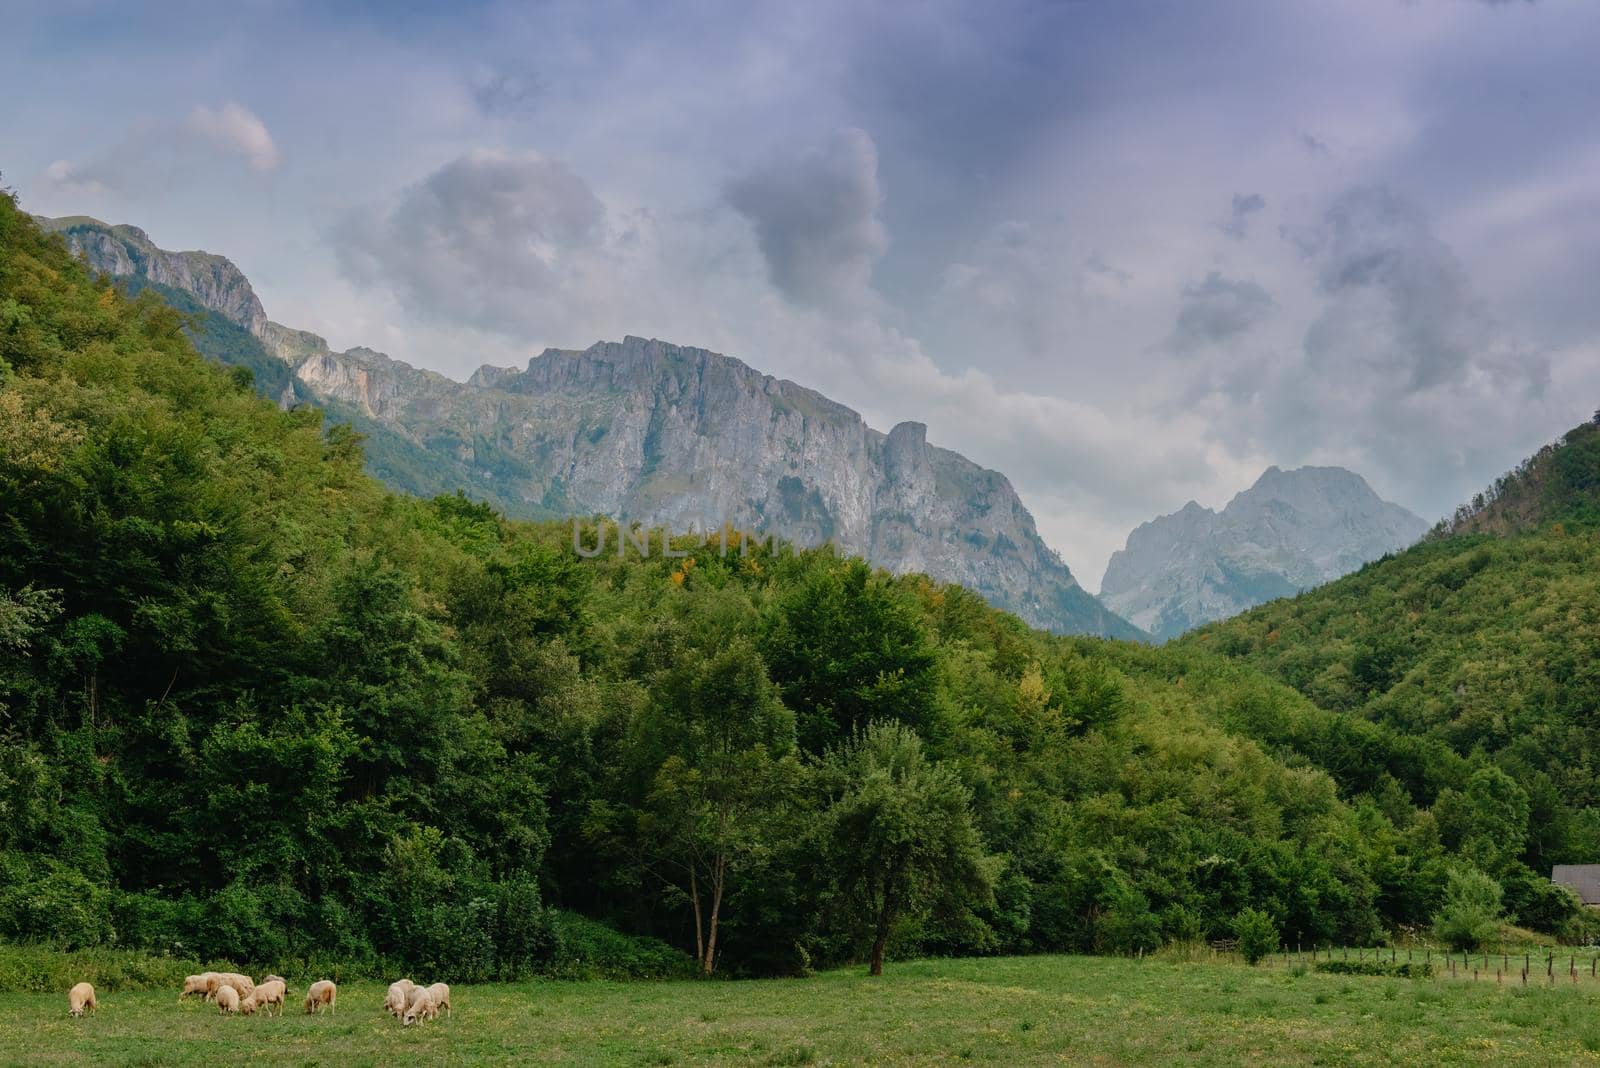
[0,863,114,948]
[1234,908,1279,966]
[1558,909,1600,947]
[1315,959,1432,979]
[547,912,697,980]
[1432,868,1503,951]
[0,945,203,993]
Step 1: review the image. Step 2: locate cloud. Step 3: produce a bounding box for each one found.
[1170,272,1276,352]
[1176,184,1562,524]
[185,103,279,171]
[724,128,887,310]
[1299,185,1534,392]
[1220,192,1265,238]
[40,101,279,197]
[469,67,544,117]
[335,149,610,337]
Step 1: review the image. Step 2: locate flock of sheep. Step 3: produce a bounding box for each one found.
[65,973,452,1026]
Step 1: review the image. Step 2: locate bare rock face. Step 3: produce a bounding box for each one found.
[38,215,1142,639]
[1100,466,1427,641]
[43,217,269,337]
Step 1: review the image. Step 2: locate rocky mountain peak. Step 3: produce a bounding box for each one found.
[1101,465,1427,641]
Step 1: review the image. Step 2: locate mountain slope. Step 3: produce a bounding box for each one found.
[38,214,1140,639]
[1436,414,1600,536]
[1100,466,1427,640]
[1184,419,1600,883]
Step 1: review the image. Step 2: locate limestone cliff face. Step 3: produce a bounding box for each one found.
[39,214,1142,639]
[42,217,269,337]
[1100,466,1427,641]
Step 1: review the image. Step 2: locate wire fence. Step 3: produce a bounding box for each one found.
[1251,943,1600,987]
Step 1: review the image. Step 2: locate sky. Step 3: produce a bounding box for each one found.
[5,0,1600,591]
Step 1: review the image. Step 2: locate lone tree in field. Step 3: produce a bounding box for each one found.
[1234,907,1279,965]
[816,720,994,976]
[1432,866,1504,951]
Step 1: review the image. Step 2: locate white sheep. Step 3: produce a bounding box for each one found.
[304,979,337,1014]
[216,985,241,1014]
[67,982,96,1018]
[402,986,437,1026]
[179,972,218,1002]
[217,972,255,998]
[241,978,287,1016]
[424,981,451,1018]
[384,978,417,1017]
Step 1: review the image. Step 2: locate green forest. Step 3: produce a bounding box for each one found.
[3,189,1599,984]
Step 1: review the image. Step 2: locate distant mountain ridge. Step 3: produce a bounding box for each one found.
[1099,466,1427,641]
[39,214,1142,640]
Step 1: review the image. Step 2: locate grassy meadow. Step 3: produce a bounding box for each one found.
[7,953,1600,1066]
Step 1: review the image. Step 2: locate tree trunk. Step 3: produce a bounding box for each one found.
[690,868,705,967]
[870,860,904,977]
[703,854,726,976]
[870,893,896,977]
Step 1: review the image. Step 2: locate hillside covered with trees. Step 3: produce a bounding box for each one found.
[1,192,1592,982]
[1186,419,1600,938]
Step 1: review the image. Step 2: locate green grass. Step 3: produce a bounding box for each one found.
[7,954,1600,1065]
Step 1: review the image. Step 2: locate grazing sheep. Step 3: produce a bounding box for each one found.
[199,972,253,1000]
[425,982,451,1018]
[217,972,255,998]
[67,982,96,1017]
[384,979,417,1017]
[304,979,336,1015]
[402,986,437,1026]
[261,974,286,986]
[179,973,218,1002]
[216,985,240,1015]
[238,978,286,1017]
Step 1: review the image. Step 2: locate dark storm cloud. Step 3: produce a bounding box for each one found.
[1171,272,1275,351]
[724,129,887,309]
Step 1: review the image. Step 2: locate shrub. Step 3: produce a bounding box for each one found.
[1432,868,1503,951]
[1315,959,1433,979]
[1557,909,1600,947]
[547,912,697,979]
[0,863,114,948]
[1234,908,1279,966]
[1095,887,1161,955]
[1503,869,1582,933]
[0,945,202,993]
